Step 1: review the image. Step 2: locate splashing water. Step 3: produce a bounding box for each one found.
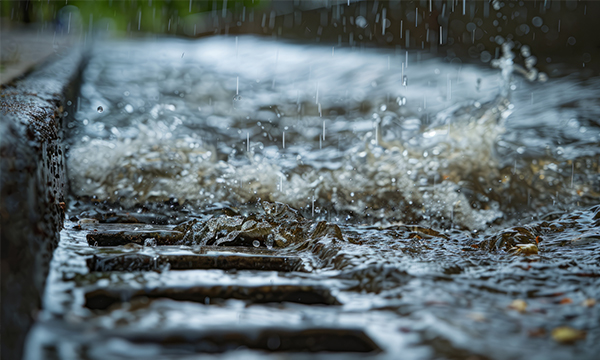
[54,36,600,359]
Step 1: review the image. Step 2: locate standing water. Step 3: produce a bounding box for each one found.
[29,35,599,359]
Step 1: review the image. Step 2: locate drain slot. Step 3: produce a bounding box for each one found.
[121,328,380,353]
[85,285,340,310]
[86,229,184,246]
[87,253,304,272]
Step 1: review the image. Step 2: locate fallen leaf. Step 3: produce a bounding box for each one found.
[582,298,596,307]
[508,299,527,313]
[559,298,573,305]
[551,326,586,344]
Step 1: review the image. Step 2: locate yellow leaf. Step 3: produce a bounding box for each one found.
[582,298,596,307]
[508,299,527,313]
[551,327,586,344]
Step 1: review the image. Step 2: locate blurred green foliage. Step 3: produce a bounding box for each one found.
[1,0,265,35]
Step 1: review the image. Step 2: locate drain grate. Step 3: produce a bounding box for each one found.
[25,221,387,357]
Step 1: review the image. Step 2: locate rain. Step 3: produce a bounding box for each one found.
[1,1,599,360]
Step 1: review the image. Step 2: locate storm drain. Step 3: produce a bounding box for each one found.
[29,221,384,356]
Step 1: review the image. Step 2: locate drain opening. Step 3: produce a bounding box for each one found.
[87,253,304,272]
[121,328,380,353]
[85,285,340,310]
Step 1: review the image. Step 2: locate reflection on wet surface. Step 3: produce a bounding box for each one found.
[27,37,600,359]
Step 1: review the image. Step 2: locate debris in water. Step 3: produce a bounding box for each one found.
[508,299,527,313]
[551,327,586,344]
[582,299,596,307]
[510,243,538,256]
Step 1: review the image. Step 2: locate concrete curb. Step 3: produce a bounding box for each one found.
[1,48,83,360]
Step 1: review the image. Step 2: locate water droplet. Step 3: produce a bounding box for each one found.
[253,240,260,247]
[144,238,157,247]
[97,106,104,113]
[355,16,368,28]
[233,95,242,101]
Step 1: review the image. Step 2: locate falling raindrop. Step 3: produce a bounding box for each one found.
[252,240,260,248]
[355,16,367,28]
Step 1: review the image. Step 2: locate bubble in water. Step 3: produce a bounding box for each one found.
[124,104,134,113]
[480,51,492,63]
[97,106,104,113]
[355,16,368,28]
[252,240,260,247]
[524,55,537,69]
[532,17,543,28]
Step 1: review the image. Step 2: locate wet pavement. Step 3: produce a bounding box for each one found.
[24,36,600,359]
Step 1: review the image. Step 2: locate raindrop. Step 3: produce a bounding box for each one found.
[355,16,367,28]
[97,106,104,113]
[532,17,543,27]
[252,240,260,248]
[144,238,157,247]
